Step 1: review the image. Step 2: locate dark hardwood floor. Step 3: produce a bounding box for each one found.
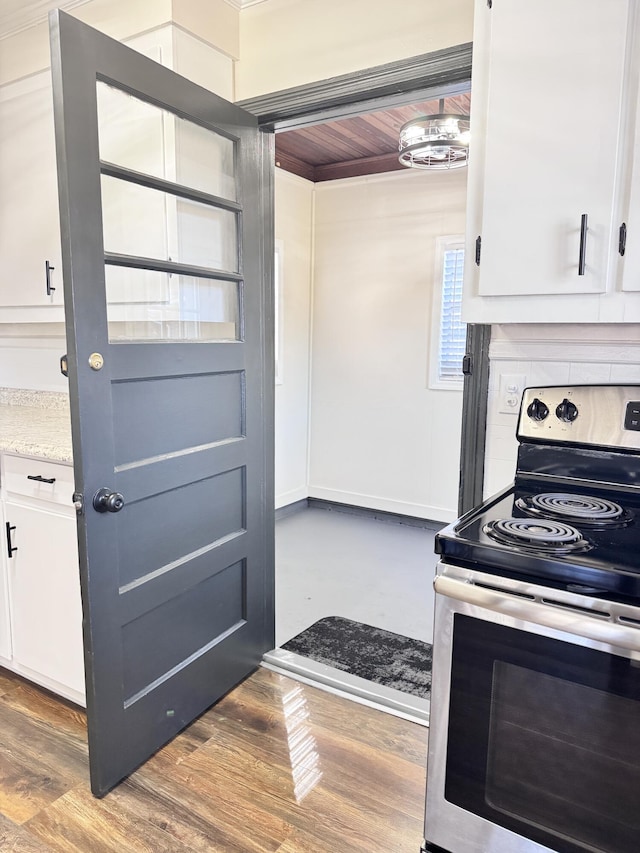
[0,665,428,852]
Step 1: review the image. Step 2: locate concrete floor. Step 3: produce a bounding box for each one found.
[275,506,440,647]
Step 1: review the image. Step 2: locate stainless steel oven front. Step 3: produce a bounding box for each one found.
[424,563,640,853]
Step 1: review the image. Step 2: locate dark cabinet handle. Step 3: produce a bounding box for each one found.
[619,222,627,257]
[6,523,17,559]
[27,474,56,484]
[578,214,588,276]
[475,235,482,266]
[46,260,55,295]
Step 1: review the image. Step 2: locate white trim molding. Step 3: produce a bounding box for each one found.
[429,235,466,391]
[308,486,458,524]
[0,0,263,39]
[0,0,91,40]
[490,323,640,364]
[224,0,269,8]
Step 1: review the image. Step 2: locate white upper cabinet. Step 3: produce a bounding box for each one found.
[620,8,640,298]
[0,25,233,323]
[0,72,62,309]
[479,0,627,298]
[463,0,639,323]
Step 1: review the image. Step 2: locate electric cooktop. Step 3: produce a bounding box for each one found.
[436,385,640,603]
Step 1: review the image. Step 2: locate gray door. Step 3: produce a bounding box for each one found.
[49,10,274,796]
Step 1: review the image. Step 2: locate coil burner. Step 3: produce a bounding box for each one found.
[515,493,633,529]
[482,518,592,554]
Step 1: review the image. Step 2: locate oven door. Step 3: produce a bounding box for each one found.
[424,564,640,853]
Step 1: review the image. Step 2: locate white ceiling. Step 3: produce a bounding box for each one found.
[0,0,266,40]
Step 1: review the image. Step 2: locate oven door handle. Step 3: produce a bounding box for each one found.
[435,574,640,653]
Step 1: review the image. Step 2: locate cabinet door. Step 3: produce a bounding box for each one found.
[0,73,62,307]
[5,501,84,702]
[472,0,629,298]
[620,22,640,297]
[0,502,11,663]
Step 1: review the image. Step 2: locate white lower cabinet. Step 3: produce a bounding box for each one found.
[0,501,12,664]
[2,456,85,705]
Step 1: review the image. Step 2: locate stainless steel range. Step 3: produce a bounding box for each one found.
[423,385,640,853]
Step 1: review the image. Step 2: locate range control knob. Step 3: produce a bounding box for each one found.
[526,398,549,422]
[556,398,579,423]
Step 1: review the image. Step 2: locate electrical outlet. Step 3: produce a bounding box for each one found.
[498,373,526,415]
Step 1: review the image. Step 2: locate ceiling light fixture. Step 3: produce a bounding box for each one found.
[398,99,470,171]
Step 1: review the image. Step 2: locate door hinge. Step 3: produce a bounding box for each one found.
[475,236,482,266]
[619,222,627,257]
[462,354,473,376]
[72,492,84,515]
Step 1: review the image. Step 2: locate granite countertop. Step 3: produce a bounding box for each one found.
[0,389,72,464]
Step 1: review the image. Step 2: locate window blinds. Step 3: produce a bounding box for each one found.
[439,248,466,382]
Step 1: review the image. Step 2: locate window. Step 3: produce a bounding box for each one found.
[429,237,467,390]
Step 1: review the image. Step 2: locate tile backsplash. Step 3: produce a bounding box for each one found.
[484,324,640,497]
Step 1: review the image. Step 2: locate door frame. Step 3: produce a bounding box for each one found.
[238,42,489,515]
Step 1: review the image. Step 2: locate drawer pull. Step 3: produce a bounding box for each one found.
[27,474,56,485]
[6,523,17,559]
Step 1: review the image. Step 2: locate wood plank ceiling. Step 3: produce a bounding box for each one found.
[275,92,471,183]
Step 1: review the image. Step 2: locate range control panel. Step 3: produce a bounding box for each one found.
[624,401,640,432]
[517,385,640,450]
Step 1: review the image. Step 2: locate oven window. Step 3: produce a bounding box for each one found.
[445,614,640,853]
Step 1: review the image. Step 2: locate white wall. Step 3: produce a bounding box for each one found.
[307,168,467,523]
[485,324,640,497]
[274,169,314,507]
[0,0,238,86]
[0,331,68,392]
[236,0,474,99]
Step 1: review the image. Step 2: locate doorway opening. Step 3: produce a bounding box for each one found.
[262,90,472,721]
[237,44,486,721]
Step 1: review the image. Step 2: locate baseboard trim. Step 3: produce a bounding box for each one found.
[307,498,446,530]
[307,487,456,524]
[274,498,309,521]
[275,485,309,508]
[274,495,449,529]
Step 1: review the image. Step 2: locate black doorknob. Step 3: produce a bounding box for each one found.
[93,488,125,513]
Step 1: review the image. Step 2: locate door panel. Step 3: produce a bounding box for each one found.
[49,10,274,796]
[111,371,244,463]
